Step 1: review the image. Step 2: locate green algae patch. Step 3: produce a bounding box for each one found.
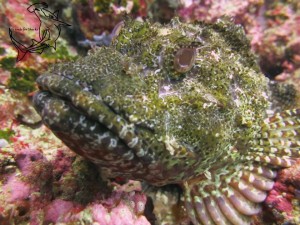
[0,57,39,94]
[0,129,15,142]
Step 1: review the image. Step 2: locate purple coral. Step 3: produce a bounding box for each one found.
[2,176,31,203]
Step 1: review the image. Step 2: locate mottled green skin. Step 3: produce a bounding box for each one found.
[33,18,270,186]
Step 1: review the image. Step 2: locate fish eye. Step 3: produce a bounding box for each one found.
[111,21,124,40]
[173,47,196,73]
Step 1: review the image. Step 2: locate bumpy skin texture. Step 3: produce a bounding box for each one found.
[33,18,300,225]
[34,18,268,183]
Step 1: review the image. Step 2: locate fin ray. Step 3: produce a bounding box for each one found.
[216,195,251,225]
[204,196,231,225]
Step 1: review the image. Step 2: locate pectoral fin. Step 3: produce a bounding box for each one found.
[183,109,300,225]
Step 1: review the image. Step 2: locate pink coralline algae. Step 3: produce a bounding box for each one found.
[262,159,300,224]
[0,143,150,224]
[39,191,150,225]
[2,176,32,203]
[178,0,264,28]
[91,198,149,225]
[44,199,76,222]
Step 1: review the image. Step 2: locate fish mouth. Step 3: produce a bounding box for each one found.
[33,73,201,185]
[33,73,153,178]
[34,73,131,142]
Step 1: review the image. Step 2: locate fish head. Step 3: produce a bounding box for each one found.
[33,18,270,185]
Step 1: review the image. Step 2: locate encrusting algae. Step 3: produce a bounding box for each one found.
[33,18,300,225]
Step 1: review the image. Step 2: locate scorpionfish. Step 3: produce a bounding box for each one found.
[33,18,300,225]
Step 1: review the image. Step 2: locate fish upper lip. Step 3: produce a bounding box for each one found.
[35,73,122,125]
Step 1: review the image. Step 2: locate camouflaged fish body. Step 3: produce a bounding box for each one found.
[33,18,300,225]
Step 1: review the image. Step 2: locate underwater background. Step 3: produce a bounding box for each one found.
[0,0,300,224]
